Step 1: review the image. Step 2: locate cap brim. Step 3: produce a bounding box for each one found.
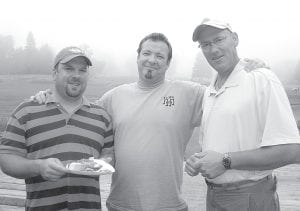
[193,25,206,42]
[60,55,92,66]
[192,24,230,42]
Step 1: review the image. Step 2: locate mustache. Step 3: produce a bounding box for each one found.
[68,78,81,83]
[144,65,158,70]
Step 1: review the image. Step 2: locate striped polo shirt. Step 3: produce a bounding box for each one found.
[0,94,114,211]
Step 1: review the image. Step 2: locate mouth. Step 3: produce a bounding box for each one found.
[69,83,81,87]
[145,67,156,72]
[212,55,224,62]
[144,65,158,70]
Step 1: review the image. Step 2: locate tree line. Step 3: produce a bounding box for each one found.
[0,32,107,75]
[0,32,54,74]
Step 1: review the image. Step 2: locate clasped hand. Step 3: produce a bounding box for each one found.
[184,150,226,179]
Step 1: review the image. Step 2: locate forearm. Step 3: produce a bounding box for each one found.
[0,154,42,179]
[230,144,300,171]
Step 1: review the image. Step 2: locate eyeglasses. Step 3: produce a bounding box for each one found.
[198,36,227,51]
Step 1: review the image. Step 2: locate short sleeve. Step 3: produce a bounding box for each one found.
[254,69,300,146]
[0,108,27,157]
[96,90,113,117]
[100,113,114,161]
[190,84,206,128]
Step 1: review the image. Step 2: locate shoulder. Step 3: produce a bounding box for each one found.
[248,68,281,85]
[89,103,107,111]
[12,99,44,117]
[167,80,206,102]
[170,80,206,91]
[110,82,136,92]
[102,83,136,97]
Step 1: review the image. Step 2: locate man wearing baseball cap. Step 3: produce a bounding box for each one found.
[0,46,114,210]
[185,18,300,210]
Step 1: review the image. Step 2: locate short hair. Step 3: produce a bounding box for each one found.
[137,33,172,64]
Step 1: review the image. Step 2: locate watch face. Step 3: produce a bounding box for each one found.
[223,154,231,169]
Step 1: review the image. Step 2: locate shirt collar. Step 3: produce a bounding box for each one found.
[45,94,92,108]
[208,59,247,96]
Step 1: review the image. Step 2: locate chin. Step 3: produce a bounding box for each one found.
[66,90,83,98]
[67,93,82,98]
[145,76,153,80]
[144,73,153,80]
[211,64,225,73]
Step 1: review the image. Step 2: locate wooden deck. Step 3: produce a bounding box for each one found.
[1,165,300,211]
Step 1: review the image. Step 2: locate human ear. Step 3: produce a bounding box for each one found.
[52,69,57,81]
[232,32,239,47]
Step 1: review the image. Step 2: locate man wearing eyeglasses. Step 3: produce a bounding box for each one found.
[28,33,267,211]
[185,18,300,210]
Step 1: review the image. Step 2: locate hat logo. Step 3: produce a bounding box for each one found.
[69,48,83,54]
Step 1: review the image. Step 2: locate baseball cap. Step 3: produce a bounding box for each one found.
[192,18,233,42]
[53,46,92,68]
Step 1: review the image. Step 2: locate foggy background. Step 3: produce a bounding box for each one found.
[1,1,300,210]
[0,0,300,85]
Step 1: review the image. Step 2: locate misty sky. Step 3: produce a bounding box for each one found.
[1,0,300,78]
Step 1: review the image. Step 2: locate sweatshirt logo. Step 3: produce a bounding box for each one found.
[163,96,175,107]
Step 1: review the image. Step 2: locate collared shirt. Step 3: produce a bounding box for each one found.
[0,94,114,211]
[45,94,91,107]
[201,59,300,184]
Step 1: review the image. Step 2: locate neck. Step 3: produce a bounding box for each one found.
[53,90,83,108]
[137,77,165,89]
[215,58,240,90]
[217,69,233,81]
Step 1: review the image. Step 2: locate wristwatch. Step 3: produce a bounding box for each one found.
[222,153,231,169]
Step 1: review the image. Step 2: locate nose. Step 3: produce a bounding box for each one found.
[208,43,220,53]
[70,69,82,79]
[147,54,157,64]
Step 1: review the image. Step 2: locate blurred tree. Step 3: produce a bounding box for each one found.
[36,44,54,74]
[191,52,213,85]
[24,32,38,74]
[79,44,93,58]
[166,54,177,79]
[79,43,106,75]
[25,32,36,51]
[0,35,15,74]
[294,59,300,84]
[11,47,26,74]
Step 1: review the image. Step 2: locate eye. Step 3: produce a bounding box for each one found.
[156,55,165,60]
[200,43,210,48]
[214,37,226,44]
[142,51,150,56]
[64,67,73,72]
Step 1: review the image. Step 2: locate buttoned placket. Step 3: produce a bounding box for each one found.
[55,103,81,126]
[46,94,91,127]
[202,82,239,146]
[202,61,244,135]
